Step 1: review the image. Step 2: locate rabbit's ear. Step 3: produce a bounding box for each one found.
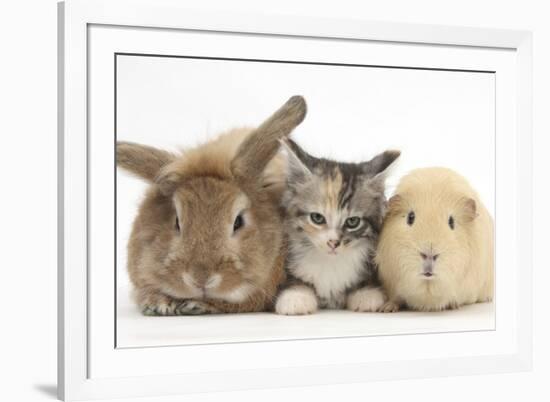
[231,96,307,184]
[360,150,401,177]
[116,141,175,182]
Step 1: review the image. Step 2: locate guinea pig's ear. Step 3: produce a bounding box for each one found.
[386,194,405,216]
[231,96,307,187]
[279,138,313,184]
[117,141,175,183]
[459,197,478,222]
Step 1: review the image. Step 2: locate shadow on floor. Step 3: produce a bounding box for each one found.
[34,384,57,399]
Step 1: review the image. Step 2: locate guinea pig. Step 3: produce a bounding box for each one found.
[376,167,494,312]
[116,96,306,315]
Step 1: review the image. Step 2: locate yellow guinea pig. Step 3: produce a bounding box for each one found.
[376,167,494,312]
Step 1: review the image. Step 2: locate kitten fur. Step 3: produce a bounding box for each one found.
[275,139,400,315]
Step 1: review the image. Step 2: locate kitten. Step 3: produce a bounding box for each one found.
[275,139,400,315]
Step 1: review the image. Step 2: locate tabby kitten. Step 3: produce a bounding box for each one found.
[275,139,400,315]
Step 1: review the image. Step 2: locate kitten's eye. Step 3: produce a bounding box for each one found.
[233,214,244,232]
[345,216,361,229]
[407,211,415,226]
[175,216,180,232]
[310,212,326,225]
[448,215,455,230]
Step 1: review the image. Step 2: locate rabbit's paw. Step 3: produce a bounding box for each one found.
[347,287,386,312]
[379,300,401,313]
[141,300,181,316]
[174,300,220,315]
[275,286,318,315]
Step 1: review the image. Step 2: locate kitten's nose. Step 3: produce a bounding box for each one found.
[327,239,341,250]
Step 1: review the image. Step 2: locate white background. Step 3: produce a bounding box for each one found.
[0,0,547,401]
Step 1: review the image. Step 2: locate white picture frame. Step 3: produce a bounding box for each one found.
[58,0,533,400]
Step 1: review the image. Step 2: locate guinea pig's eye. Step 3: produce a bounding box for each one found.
[448,215,455,230]
[233,214,244,232]
[310,212,326,225]
[407,211,415,226]
[345,216,361,230]
[175,216,180,232]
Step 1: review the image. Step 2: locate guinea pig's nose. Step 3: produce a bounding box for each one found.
[327,239,341,249]
[420,252,440,261]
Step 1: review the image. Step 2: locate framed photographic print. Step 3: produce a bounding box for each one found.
[58,0,533,400]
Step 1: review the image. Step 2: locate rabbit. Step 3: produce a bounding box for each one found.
[116,96,307,315]
[376,167,494,312]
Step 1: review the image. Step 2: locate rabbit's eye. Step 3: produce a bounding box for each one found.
[448,215,455,230]
[175,216,180,232]
[233,214,244,232]
[310,212,326,225]
[407,211,415,226]
[345,216,361,230]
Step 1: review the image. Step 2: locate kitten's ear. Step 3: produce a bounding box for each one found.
[280,138,313,183]
[360,150,400,195]
[117,141,176,182]
[360,150,401,177]
[230,96,307,185]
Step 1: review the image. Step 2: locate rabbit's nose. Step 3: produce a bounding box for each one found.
[182,272,199,288]
[327,239,341,250]
[183,265,209,288]
[204,274,221,289]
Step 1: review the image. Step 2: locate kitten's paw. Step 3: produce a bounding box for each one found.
[275,286,318,315]
[175,300,220,315]
[379,300,401,313]
[347,287,386,312]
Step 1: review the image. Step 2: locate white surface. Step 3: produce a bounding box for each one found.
[117,285,495,348]
[80,4,522,398]
[1,1,548,402]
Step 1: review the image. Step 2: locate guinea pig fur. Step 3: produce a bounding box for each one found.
[116,96,307,315]
[376,167,494,312]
